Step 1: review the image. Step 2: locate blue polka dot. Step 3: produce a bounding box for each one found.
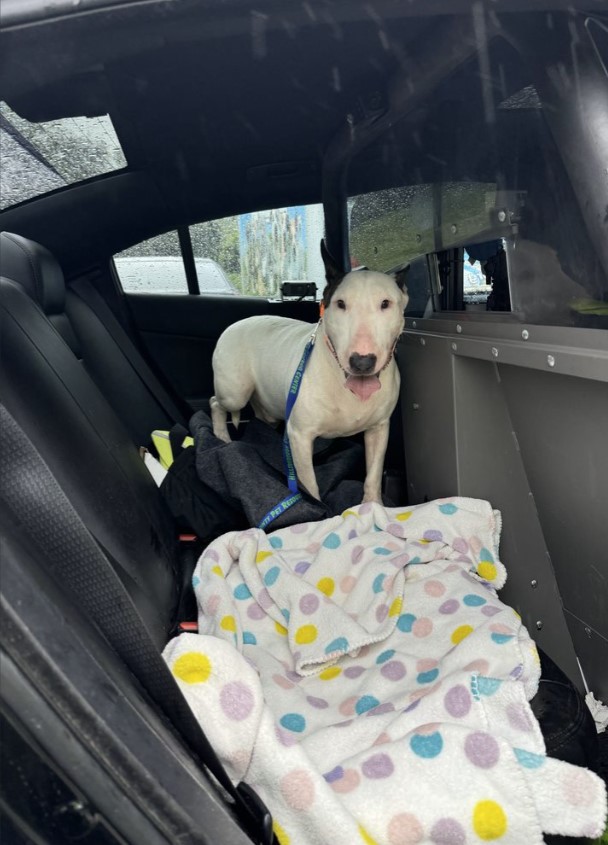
[514,748,545,768]
[323,532,341,549]
[397,613,416,633]
[269,536,283,549]
[477,677,502,696]
[463,594,487,607]
[417,668,439,684]
[480,547,495,562]
[373,547,391,556]
[491,633,514,645]
[281,608,290,622]
[263,566,280,586]
[376,649,395,664]
[439,503,458,515]
[192,575,200,588]
[373,524,382,532]
[409,556,422,564]
[233,583,252,600]
[280,713,306,733]
[356,695,380,715]
[325,637,349,654]
[372,573,386,593]
[243,632,257,645]
[410,731,443,758]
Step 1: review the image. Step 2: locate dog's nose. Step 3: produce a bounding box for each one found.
[349,353,377,374]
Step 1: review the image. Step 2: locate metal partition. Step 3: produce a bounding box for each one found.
[397,317,608,698]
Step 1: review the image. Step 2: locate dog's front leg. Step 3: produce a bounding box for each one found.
[288,427,320,501]
[362,420,390,503]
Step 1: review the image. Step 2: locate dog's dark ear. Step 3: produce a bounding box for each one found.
[394,264,410,292]
[320,239,344,307]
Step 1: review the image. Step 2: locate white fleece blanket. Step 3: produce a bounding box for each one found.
[163,499,607,844]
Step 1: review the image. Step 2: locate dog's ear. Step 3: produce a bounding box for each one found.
[393,264,410,292]
[320,239,344,307]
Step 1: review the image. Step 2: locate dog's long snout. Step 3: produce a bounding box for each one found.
[349,353,377,374]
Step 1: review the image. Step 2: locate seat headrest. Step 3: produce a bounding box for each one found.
[0,232,65,314]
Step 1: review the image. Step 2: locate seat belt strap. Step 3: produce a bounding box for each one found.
[0,404,274,845]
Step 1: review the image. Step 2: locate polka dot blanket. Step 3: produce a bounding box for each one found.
[163,498,607,844]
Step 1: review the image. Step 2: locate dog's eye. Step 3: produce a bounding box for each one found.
[380,299,391,310]
[336,299,346,310]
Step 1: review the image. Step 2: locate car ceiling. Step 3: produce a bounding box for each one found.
[0,0,599,273]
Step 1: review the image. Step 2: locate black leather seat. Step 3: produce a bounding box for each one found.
[0,231,599,796]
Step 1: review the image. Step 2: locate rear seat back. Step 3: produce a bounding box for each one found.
[0,231,183,648]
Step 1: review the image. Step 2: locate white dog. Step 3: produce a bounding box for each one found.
[210,242,409,503]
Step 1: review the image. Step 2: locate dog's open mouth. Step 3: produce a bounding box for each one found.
[344,373,381,401]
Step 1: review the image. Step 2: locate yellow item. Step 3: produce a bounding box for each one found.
[151,429,194,469]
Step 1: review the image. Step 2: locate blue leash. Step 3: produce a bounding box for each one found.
[257,324,319,530]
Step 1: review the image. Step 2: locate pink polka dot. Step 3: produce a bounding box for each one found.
[340,575,357,593]
[469,536,483,554]
[387,523,405,538]
[374,731,391,746]
[275,725,298,746]
[331,768,360,793]
[413,617,433,638]
[410,681,441,701]
[205,594,220,615]
[381,661,406,681]
[273,674,295,690]
[306,542,320,554]
[506,702,533,732]
[220,681,254,720]
[280,769,315,811]
[306,695,329,709]
[391,552,410,568]
[464,658,490,674]
[452,538,469,554]
[490,622,513,635]
[339,696,358,716]
[376,603,389,623]
[424,580,446,597]
[358,645,371,658]
[359,502,373,514]
[562,769,596,807]
[481,605,502,617]
[388,813,424,844]
[416,657,438,673]
[203,549,219,562]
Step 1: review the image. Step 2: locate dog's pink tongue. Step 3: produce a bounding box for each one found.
[345,374,381,401]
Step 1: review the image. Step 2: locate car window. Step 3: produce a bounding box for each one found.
[114,232,189,295]
[0,101,126,210]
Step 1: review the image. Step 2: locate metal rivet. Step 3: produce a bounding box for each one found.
[456,324,462,333]
[412,403,419,410]
[584,626,592,638]
[530,579,537,588]
[491,347,499,358]
[420,338,426,346]
[521,329,529,340]
[450,223,458,234]
[535,620,543,630]
[547,355,555,367]
[412,321,417,329]
[451,343,457,352]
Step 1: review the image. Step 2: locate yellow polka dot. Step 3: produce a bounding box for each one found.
[295,624,318,644]
[358,825,379,845]
[418,538,430,544]
[275,621,288,636]
[317,577,335,597]
[256,550,273,563]
[531,644,541,665]
[389,597,403,617]
[273,819,290,845]
[451,624,474,645]
[396,511,412,521]
[478,561,497,581]
[212,565,223,577]
[319,666,342,680]
[172,652,212,684]
[473,799,508,839]
[342,509,358,518]
[220,615,236,632]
